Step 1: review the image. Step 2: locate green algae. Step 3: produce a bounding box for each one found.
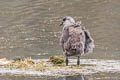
[0,58,119,77]
[5,56,67,71]
[49,55,65,66]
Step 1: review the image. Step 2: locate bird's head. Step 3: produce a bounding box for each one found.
[60,16,75,27]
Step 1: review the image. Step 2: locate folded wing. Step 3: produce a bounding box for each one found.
[83,27,95,53]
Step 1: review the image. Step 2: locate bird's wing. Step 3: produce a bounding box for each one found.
[83,27,95,53]
[60,27,69,51]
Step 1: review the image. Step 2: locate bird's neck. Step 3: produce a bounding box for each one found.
[64,20,75,27]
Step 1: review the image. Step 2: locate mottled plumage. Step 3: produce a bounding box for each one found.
[60,16,95,66]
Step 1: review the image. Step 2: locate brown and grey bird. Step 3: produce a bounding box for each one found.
[60,16,95,66]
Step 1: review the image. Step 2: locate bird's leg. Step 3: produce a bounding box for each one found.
[64,51,69,66]
[77,56,80,66]
[66,56,69,66]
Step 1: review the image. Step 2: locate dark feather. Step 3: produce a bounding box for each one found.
[83,29,95,53]
[60,23,94,56]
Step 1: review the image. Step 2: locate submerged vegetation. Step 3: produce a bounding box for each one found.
[4,56,67,71]
[49,55,65,66]
[0,56,119,77]
[5,57,48,71]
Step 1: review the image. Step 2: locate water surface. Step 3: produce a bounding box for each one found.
[0,0,120,59]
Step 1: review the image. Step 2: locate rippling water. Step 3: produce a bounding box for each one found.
[0,0,120,59]
[0,73,120,80]
[0,0,120,80]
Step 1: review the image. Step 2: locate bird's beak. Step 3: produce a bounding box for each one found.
[59,21,63,26]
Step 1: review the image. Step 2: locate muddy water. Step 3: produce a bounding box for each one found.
[0,0,120,59]
[0,0,120,80]
[0,73,120,80]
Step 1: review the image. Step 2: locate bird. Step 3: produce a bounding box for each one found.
[60,16,95,66]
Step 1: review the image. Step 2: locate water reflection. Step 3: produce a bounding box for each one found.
[0,73,119,80]
[0,75,92,80]
[64,75,93,80]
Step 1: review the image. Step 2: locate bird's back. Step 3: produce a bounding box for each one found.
[64,26,85,56]
[69,27,85,43]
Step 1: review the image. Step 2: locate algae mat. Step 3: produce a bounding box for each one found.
[0,59,120,77]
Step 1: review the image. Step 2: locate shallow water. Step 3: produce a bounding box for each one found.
[0,73,120,80]
[0,0,120,80]
[0,0,120,59]
[0,59,120,80]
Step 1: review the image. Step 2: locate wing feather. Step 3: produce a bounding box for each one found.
[60,22,95,56]
[83,28,95,53]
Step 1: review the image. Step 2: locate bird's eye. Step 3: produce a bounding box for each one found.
[63,18,66,21]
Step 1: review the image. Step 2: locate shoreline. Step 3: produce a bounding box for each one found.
[0,58,120,77]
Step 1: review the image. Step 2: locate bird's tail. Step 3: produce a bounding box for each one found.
[84,29,95,53]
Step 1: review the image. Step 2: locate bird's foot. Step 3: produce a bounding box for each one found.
[77,56,80,66]
[66,57,68,66]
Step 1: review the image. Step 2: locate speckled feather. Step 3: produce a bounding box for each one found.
[61,22,94,57]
